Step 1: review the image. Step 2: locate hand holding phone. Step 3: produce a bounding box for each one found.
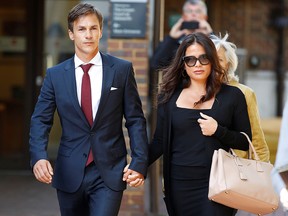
[180,21,199,30]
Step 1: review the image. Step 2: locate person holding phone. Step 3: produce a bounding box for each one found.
[150,0,213,71]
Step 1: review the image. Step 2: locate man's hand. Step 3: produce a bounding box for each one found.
[33,159,53,184]
[169,18,187,39]
[195,19,213,35]
[198,112,218,136]
[170,18,213,39]
[123,164,144,187]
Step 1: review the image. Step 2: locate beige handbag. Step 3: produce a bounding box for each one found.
[208,132,279,215]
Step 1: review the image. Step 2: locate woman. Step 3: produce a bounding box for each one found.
[210,33,270,162]
[148,32,252,216]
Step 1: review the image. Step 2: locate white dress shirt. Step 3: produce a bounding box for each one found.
[74,52,103,120]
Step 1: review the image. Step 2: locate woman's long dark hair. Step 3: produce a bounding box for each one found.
[158,32,226,105]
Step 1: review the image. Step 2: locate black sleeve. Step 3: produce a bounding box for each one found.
[148,104,165,165]
[214,88,252,151]
[150,36,180,71]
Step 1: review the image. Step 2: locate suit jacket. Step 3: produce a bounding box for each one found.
[230,81,270,162]
[29,52,148,193]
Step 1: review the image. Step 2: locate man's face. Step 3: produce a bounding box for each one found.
[68,13,102,61]
[182,4,207,21]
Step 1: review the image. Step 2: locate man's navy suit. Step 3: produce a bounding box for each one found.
[29,52,148,193]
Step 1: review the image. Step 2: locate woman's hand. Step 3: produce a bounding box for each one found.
[197,112,218,136]
[123,164,145,187]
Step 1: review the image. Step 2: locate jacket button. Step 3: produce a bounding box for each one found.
[83,153,87,158]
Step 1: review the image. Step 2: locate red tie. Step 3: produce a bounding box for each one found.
[80,63,94,166]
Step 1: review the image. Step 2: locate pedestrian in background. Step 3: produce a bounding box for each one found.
[210,33,270,162]
[150,0,213,72]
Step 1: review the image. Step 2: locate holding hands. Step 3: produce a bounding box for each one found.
[122,164,145,187]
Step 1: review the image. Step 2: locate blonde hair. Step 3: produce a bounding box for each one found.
[210,33,239,82]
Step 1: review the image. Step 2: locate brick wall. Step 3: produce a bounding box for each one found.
[108,39,149,114]
[209,0,288,71]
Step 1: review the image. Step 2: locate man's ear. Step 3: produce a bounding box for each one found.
[68,29,74,41]
[100,29,103,39]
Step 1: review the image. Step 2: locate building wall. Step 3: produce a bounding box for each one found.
[161,0,288,117]
[208,0,288,117]
[210,0,282,71]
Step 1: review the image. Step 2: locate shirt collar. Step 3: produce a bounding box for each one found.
[74,52,102,69]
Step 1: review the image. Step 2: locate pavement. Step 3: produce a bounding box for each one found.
[0,170,286,216]
[0,170,60,216]
[0,170,163,216]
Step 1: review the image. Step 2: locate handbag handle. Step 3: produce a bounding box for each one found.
[240,132,260,161]
[230,132,264,173]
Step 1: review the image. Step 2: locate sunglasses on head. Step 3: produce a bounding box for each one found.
[182,54,210,67]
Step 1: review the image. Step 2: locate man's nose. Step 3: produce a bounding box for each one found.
[85,30,92,37]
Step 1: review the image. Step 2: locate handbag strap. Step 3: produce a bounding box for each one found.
[230,132,264,173]
[240,132,260,161]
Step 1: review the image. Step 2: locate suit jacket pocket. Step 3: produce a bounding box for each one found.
[58,145,73,157]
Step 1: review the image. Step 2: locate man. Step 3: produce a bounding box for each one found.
[150,0,213,71]
[29,3,148,216]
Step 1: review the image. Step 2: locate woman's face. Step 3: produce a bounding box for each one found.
[184,43,212,83]
[217,46,229,73]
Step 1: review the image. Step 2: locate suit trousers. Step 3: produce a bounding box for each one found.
[56,162,123,216]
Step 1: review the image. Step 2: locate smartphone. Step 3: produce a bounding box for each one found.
[180,21,199,30]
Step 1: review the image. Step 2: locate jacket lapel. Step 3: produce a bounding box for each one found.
[63,57,89,126]
[92,53,116,128]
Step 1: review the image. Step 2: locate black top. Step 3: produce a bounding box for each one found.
[149,84,252,165]
[149,84,252,215]
[171,106,208,166]
[171,85,252,168]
